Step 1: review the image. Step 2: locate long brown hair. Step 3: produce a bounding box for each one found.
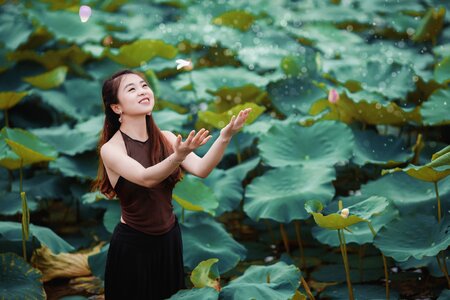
[91,69,183,199]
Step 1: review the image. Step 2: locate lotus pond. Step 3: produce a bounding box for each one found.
[0,0,449,299]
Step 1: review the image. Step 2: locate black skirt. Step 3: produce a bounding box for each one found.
[104,217,187,300]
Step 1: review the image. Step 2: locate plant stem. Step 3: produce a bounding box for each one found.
[181,208,185,223]
[294,221,306,269]
[234,137,242,164]
[358,245,366,282]
[338,229,354,300]
[300,276,315,300]
[264,219,276,245]
[4,109,9,127]
[381,254,390,299]
[434,181,441,223]
[280,223,290,255]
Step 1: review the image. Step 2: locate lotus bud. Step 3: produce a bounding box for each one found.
[340,208,349,218]
[79,5,92,23]
[176,59,193,71]
[328,89,339,104]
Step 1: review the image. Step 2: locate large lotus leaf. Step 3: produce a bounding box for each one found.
[180,217,246,274]
[22,66,68,90]
[30,115,103,156]
[153,109,189,132]
[321,284,399,300]
[374,214,450,262]
[212,10,254,31]
[0,221,74,254]
[198,103,265,129]
[382,152,450,182]
[434,44,450,58]
[203,157,260,216]
[434,57,450,84]
[190,258,220,290]
[305,200,366,230]
[0,4,33,51]
[361,172,450,215]
[281,50,318,79]
[244,165,336,223]
[438,289,450,300]
[220,261,300,300]
[103,200,120,233]
[0,136,21,170]
[398,255,450,278]
[351,128,413,166]
[0,191,38,216]
[0,253,46,299]
[9,45,91,70]
[169,287,219,300]
[312,196,399,246]
[207,84,267,114]
[107,40,178,67]
[258,120,353,168]
[310,90,421,125]
[421,88,450,126]
[172,67,271,101]
[87,243,109,281]
[294,3,370,24]
[1,127,57,167]
[49,152,98,181]
[27,3,107,44]
[267,77,327,116]
[36,78,103,121]
[285,22,364,58]
[173,175,219,216]
[432,145,450,161]
[412,6,446,43]
[0,91,28,110]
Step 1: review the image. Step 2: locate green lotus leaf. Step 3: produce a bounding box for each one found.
[351,128,413,166]
[190,258,220,290]
[22,66,68,90]
[9,45,91,70]
[198,103,265,130]
[312,196,399,246]
[0,136,21,170]
[27,4,107,44]
[81,191,110,205]
[30,116,103,156]
[321,283,399,300]
[373,215,450,262]
[107,39,177,67]
[432,145,450,161]
[35,78,103,121]
[382,152,450,182]
[412,6,446,43]
[434,44,450,58]
[172,67,271,101]
[49,152,98,181]
[0,4,33,51]
[280,49,318,78]
[305,200,366,230]
[168,287,219,300]
[212,10,254,31]
[267,78,326,115]
[293,3,370,24]
[0,191,38,216]
[220,261,300,300]
[421,88,450,126]
[180,217,246,274]
[203,157,260,216]
[0,221,74,254]
[258,120,353,168]
[103,200,120,233]
[434,57,450,84]
[361,172,450,215]
[0,91,28,110]
[1,127,57,167]
[398,255,450,278]
[244,165,336,223]
[0,253,46,299]
[310,90,421,125]
[173,175,219,216]
[87,243,109,281]
[438,289,450,300]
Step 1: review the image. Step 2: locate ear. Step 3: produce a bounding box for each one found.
[110,104,121,114]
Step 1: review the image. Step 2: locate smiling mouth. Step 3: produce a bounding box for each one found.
[139,98,150,103]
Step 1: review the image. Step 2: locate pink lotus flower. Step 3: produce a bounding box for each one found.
[328,89,339,104]
[79,5,92,23]
[176,59,193,71]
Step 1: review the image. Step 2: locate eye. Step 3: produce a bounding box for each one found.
[128,88,135,92]
[142,84,148,88]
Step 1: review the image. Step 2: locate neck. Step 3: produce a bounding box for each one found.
[119,115,149,141]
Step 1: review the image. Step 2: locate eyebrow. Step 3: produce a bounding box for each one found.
[123,80,146,91]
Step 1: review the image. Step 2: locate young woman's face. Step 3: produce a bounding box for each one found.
[115,73,155,116]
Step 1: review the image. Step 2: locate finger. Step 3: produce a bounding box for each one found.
[199,129,209,140]
[185,130,195,144]
[191,128,206,144]
[200,135,212,145]
[175,134,182,147]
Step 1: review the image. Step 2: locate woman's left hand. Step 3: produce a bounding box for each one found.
[220,108,252,140]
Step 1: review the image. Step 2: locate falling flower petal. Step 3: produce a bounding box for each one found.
[176,59,193,71]
[79,5,92,23]
[340,208,349,218]
[328,89,339,104]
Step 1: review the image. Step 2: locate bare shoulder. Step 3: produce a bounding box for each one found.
[100,132,126,162]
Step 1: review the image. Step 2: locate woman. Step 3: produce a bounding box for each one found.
[91,69,252,299]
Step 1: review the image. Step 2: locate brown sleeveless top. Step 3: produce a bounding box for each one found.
[113,130,177,235]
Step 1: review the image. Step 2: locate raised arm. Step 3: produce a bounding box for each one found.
[101,129,211,188]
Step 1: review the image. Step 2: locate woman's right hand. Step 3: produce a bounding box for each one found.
[173,128,212,160]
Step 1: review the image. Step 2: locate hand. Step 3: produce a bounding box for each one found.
[173,128,212,159]
[220,108,252,140]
